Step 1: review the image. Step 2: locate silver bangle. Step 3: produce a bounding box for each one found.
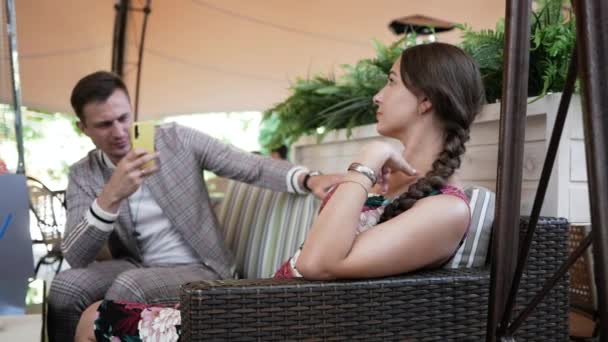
[347,162,377,186]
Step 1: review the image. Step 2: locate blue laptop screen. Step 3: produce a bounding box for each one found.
[0,174,33,315]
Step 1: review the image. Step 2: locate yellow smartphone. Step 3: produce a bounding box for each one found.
[130,121,156,169]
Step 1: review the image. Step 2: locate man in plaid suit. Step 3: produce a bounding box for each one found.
[47,71,338,341]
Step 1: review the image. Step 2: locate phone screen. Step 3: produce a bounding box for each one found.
[130,121,156,168]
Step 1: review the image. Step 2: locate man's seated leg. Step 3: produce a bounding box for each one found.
[105,264,220,304]
[47,259,137,342]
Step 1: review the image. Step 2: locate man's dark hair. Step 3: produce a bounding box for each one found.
[70,71,129,122]
[271,145,288,159]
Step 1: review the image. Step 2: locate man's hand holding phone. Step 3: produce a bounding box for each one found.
[97,149,159,213]
[97,122,158,213]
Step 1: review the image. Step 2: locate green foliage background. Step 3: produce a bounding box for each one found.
[259,0,575,151]
[459,0,575,103]
[259,37,409,151]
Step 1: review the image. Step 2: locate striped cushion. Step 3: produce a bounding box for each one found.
[216,181,320,279]
[444,186,495,269]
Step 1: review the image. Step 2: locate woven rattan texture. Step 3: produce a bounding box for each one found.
[181,217,569,341]
[512,217,569,341]
[569,224,596,313]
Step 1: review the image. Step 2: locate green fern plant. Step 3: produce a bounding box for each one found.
[459,0,575,102]
[458,21,505,103]
[259,37,407,150]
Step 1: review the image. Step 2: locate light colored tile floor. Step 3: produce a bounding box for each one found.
[0,314,42,342]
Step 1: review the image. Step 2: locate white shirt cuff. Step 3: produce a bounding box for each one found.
[87,199,119,232]
[286,166,309,194]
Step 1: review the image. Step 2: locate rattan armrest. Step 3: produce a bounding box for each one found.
[180,268,491,340]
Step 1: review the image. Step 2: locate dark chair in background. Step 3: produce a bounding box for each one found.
[26,176,66,277]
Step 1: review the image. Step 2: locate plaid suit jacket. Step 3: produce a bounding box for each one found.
[61,123,295,278]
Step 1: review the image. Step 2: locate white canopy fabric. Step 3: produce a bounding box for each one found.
[5,0,504,120]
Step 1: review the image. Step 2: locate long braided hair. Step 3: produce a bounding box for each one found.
[378,43,485,223]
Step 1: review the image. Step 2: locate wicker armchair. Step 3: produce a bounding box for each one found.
[181,181,569,341]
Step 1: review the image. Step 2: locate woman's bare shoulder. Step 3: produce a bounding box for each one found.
[407,191,470,227]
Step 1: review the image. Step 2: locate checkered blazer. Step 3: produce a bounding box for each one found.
[61,123,295,278]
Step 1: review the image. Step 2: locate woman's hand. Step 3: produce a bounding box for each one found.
[354,141,417,181]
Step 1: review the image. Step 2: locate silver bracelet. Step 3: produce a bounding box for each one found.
[347,162,377,186]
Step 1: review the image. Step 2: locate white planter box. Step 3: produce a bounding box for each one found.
[292,93,590,223]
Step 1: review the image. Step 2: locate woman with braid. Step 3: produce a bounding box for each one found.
[75,42,484,341]
[275,42,485,279]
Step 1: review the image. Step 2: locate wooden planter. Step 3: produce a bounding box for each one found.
[292,93,589,223]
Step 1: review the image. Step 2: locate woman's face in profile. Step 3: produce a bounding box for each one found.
[373,58,421,138]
